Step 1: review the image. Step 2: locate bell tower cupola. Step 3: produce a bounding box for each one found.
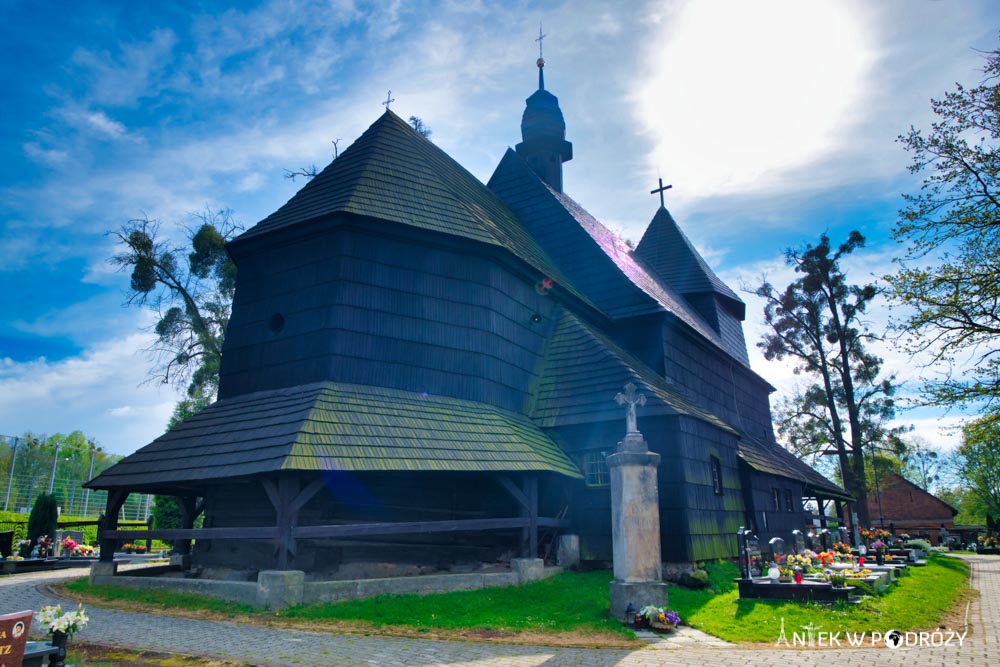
[515,28,573,192]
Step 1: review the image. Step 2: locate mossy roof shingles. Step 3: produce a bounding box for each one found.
[86,382,581,489]
[488,149,752,370]
[236,110,595,311]
[737,433,852,501]
[530,311,735,434]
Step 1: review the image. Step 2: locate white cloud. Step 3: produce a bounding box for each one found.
[22,142,69,165]
[0,333,176,456]
[635,0,876,201]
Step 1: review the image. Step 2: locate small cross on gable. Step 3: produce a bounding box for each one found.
[382,91,395,110]
[650,178,673,208]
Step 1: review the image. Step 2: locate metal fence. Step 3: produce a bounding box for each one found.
[0,434,152,520]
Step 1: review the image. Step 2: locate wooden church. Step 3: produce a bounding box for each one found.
[87,57,848,575]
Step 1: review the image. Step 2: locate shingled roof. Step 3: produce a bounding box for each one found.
[86,382,582,490]
[531,310,735,434]
[235,110,594,310]
[634,206,744,313]
[489,149,751,368]
[737,433,852,501]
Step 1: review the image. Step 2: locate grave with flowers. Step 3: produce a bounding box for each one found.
[735,528,865,603]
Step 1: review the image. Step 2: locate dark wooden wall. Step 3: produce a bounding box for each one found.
[740,468,808,548]
[546,415,743,564]
[195,471,567,573]
[220,220,559,411]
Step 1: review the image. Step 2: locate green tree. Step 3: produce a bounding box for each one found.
[937,486,988,525]
[956,417,1000,517]
[755,231,888,528]
[886,38,1000,423]
[109,208,241,400]
[27,492,59,544]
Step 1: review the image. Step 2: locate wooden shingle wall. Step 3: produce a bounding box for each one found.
[221,224,558,412]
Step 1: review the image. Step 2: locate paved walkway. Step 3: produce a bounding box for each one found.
[0,556,995,666]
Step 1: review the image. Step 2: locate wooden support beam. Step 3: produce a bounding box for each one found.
[174,495,200,556]
[263,476,313,570]
[495,475,530,511]
[527,475,538,558]
[294,517,533,539]
[105,526,280,540]
[102,516,570,543]
[290,478,325,514]
[99,489,129,563]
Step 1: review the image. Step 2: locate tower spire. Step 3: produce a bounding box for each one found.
[536,24,546,90]
[516,26,572,192]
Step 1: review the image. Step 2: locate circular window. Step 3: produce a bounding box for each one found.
[268,313,285,333]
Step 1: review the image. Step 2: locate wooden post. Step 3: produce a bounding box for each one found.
[175,496,201,556]
[99,490,128,562]
[263,476,323,570]
[526,475,538,558]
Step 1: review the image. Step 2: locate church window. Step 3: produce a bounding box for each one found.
[710,456,723,495]
[583,450,610,487]
[784,489,794,512]
[772,488,781,511]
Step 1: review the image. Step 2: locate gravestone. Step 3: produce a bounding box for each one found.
[838,526,850,545]
[808,531,822,552]
[607,383,667,620]
[737,527,751,578]
[791,529,806,554]
[0,610,32,666]
[818,529,832,550]
[745,534,763,577]
[768,537,786,564]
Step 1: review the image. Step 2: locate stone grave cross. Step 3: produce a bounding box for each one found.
[607,382,667,620]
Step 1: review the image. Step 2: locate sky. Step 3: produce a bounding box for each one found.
[1,0,997,457]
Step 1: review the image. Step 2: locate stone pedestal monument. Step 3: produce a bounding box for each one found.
[608,383,668,620]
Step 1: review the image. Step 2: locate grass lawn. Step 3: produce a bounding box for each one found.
[670,554,971,643]
[60,554,970,647]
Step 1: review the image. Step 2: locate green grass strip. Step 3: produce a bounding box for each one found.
[63,555,969,645]
[670,554,969,643]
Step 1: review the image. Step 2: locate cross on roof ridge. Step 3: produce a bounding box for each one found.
[650,178,672,209]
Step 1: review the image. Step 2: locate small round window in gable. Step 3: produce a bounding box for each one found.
[268,313,285,333]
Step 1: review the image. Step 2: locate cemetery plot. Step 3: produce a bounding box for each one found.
[734,528,900,603]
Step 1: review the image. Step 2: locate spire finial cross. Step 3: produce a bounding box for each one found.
[615,382,647,434]
[382,90,395,110]
[536,24,546,59]
[650,178,673,208]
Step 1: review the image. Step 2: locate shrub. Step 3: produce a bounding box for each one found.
[680,569,709,589]
[904,539,932,553]
[27,493,59,544]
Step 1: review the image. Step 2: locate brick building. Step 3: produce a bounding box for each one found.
[868,473,957,545]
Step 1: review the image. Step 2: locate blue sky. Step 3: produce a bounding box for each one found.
[1,0,996,456]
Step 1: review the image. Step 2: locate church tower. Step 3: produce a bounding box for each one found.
[515,47,573,192]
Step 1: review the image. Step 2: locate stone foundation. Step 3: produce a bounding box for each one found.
[609,580,668,620]
[90,561,563,610]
